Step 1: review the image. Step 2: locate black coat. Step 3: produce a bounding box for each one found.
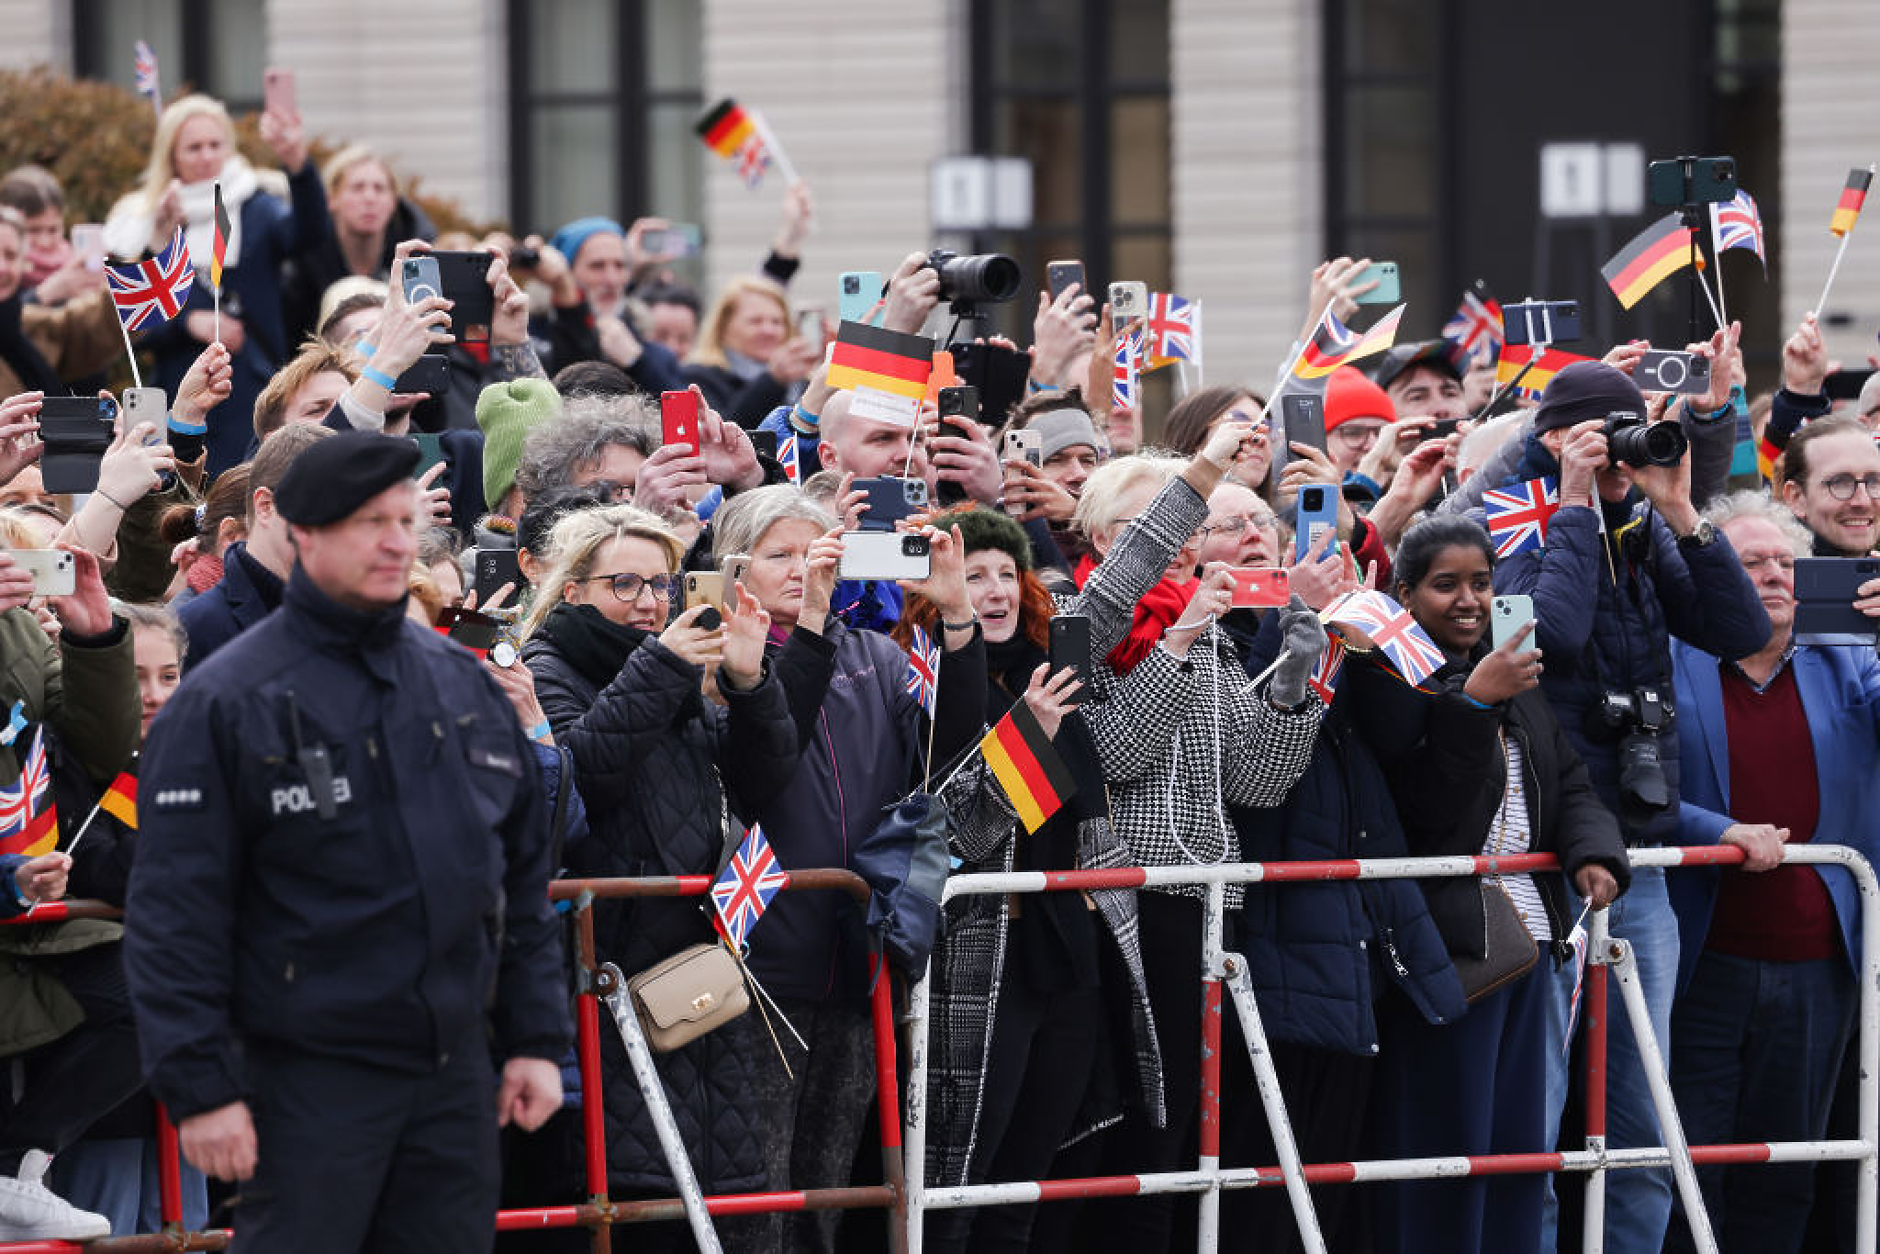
[177,542,284,673]
[280,195,436,346]
[522,604,804,1194]
[681,361,788,430]
[1383,656,1632,956]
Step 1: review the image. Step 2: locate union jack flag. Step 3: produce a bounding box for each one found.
[710,824,788,951]
[1112,325,1142,409]
[778,432,801,484]
[0,726,58,858]
[1709,190,1767,272]
[736,134,772,189]
[1441,280,1503,366]
[1325,590,1447,687]
[904,624,940,716]
[1564,920,1590,1056]
[1307,634,1345,705]
[134,40,161,112]
[106,228,195,332]
[1143,292,1197,367]
[1482,476,1560,559]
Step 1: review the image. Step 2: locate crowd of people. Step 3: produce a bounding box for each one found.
[0,83,1875,1254]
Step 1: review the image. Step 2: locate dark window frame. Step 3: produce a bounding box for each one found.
[72,0,262,112]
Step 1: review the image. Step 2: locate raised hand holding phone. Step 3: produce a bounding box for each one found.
[1464,619,1542,705]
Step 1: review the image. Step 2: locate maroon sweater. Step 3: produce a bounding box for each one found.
[1708,660,1838,962]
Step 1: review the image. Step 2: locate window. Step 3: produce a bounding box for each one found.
[968,0,1172,347]
[506,0,704,241]
[73,0,268,112]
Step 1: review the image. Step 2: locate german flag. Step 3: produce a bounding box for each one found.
[980,702,1076,834]
[1831,167,1872,238]
[1495,344,1595,394]
[1600,214,1695,309]
[99,771,137,829]
[1292,304,1404,380]
[695,99,757,160]
[210,181,231,290]
[1756,432,1782,482]
[827,321,934,402]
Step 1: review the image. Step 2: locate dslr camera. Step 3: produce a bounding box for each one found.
[1601,411,1688,469]
[925,249,1022,306]
[1598,687,1673,813]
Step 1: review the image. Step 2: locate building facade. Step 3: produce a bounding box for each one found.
[3,0,1876,393]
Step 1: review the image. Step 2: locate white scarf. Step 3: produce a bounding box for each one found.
[102,156,262,273]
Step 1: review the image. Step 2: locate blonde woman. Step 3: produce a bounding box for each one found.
[518,504,803,1241]
[102,93,332,474]
[281,145,436,344]
[682,275,821,428]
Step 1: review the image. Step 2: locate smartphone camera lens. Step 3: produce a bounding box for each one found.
[903,536,930,557]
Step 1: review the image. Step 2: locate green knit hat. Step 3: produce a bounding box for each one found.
[476,379,560,512]
[939,505,1032,572]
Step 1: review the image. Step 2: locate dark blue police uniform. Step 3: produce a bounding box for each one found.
[125,566,572,1253]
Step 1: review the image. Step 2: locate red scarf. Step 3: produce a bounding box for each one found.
[1073,553,1197,675]
[185,550,225,595]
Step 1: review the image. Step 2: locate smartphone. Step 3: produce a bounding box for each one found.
[2,549,75,597]
[796,306,826,353]
[1634,350,1710,395]
[1491,594,1536,650]
[950,341,1032,427]
[1351,261,1400,305]
[121,386,165,432]
[1230,567,1291,609]
[1647,156,1737,207]
[37,395,115,493]
[393,354,450,395]
[684,572,725,630]
[1794,557,1880,646]
[1108,281,1148,320]
[407,432,447,483]
[1046,260,1086,303]
[661,390,701,457]
[401,255,444,306]
[1825,369,1876,402]
[1281,393,1327,457]
[1048,613,1093,699]
[747,429,777,460]
[718,555,751,601]
[262,66,297,118]
[70,224,104,273]
[641,224,701,257]
[1501,300,1582,346]
[1002,428,1043,468]
[436,605,504,655]
[839,271,882,325]
[853,476,929,532]
[430,250,496,342]
[838,531,931,581]
[937,385,980,425]
[1294,484,1339,564]
[472,546,522,606]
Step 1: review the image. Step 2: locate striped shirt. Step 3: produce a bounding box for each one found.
[1486,735,1551,943]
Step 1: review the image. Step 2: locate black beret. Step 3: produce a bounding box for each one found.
[273,431,421,526]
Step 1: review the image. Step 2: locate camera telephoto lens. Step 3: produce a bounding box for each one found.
[926,249,1022,305]
[1604,416,1689,469]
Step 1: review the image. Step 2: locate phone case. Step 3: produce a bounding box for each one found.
[1354,262,1400,305]
[1046,262,1085,301]
[431,251,495,342]
[1003,431,1043,467]
[4,549,75,597]
[854,477,927,532]
[1230,568,1291,608]
[839,272,881,325]
[661,392,701,456]
[401,256,443,305]
[838,532,931,581]
[1294,488,1339,563]
[1491,596,1535,650]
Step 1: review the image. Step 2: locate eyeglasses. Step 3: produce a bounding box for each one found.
[1818,473,1880,502]
[1203,515,1279,537]
[1739,553,1797,574]
[581,572,682,603]
[1330,423,1386,447]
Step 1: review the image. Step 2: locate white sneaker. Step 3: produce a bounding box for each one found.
[0,1149,111,1240]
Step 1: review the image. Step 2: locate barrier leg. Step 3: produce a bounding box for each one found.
[1851,852,1880,1254]
[575,896,615,1254]
[1606,937,1717,1254]
[903,966,931,1254]
[1581,907,1609,1254]
[599,963,724,1253]
[1196,883,1225,1253]
[871,957,911,1254]
[1220,958,1327,1254]
[155,1103,183,1233]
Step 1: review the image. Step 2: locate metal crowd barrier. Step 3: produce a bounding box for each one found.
[903,844,1880,1254]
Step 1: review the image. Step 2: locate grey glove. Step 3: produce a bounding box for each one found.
[1268,593,1328,709]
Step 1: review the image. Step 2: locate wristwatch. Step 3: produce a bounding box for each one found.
[1678,519,1719,548]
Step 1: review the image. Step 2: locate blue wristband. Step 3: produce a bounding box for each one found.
[167,412,208,436]
[791,403,820,430]
[361,365,398,391]
[356,341,376,359]
[527,719,551,742]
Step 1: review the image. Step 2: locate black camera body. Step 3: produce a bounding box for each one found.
[926,249,1021,307]
[1599,687,1673,814]
[1601,412,1688,468]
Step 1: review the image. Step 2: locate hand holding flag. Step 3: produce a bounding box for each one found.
[1323,590,1447,686]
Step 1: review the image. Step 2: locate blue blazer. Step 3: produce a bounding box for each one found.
[1668,639,1880,992]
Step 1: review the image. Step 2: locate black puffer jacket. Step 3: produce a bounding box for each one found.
[523,602,803,1195]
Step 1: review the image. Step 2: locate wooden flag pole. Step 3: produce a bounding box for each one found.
[1818,162,1875,316]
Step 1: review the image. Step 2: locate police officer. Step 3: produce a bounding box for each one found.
[125,432,571,1253]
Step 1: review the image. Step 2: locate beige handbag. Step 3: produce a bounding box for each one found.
[626,942,749,1053]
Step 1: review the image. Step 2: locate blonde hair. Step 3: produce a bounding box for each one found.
[253,342,361,439]
[688,276,790,371]
[1072,454,1186,543]
[131,95,235,208]
[322,145,400,202]
[0,509,42,548]
[520,504,685,638]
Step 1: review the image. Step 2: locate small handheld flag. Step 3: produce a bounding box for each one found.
[710,824,789,952]
[778,432,801,484]
[1831,167,1872,238]
[211,181,231,344]
[1709,190,1766,271]
[1112,324,1141,409]
[1441,280,1503,365]
[904,625,940,716]
[1143,292,1198,369]
[1324,590,1447,686]
[980,701,1076,834]
[826,320,934,427]
[1290,304,1405,380]
[98,771,138,830]
[1306,634,1345,706]
[0,727,58,858]
[696,98,795,189]
[1482,476,1561,559]
[1600,213,1696,310]
[106,228,194,333]
[1494,344,1595,401]
[134,40,161,114]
